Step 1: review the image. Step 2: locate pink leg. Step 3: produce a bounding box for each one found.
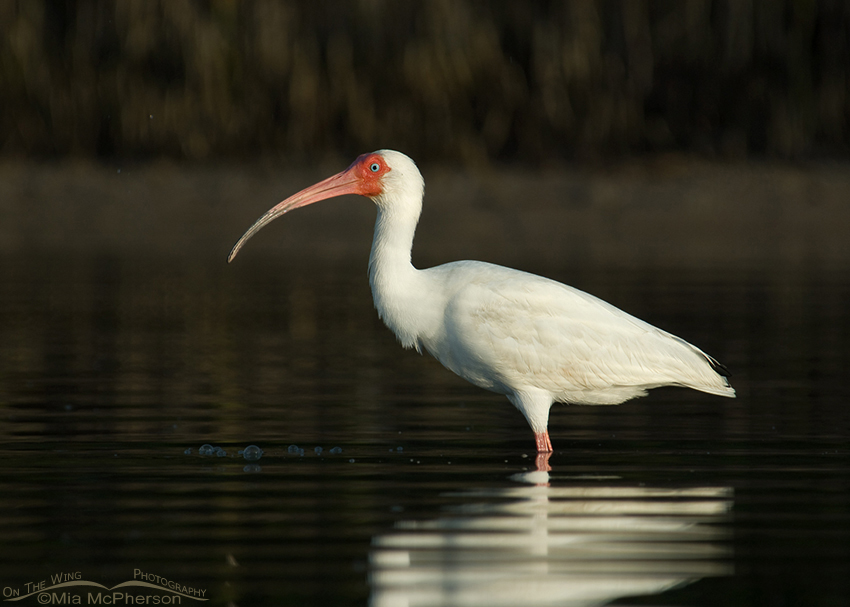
[534,430,553,453]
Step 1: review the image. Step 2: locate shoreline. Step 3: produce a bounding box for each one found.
[1,158,847,270]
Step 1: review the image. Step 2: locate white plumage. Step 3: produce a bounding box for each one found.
[229,150,735,454]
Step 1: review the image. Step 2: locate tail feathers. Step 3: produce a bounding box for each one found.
[697,353,736,398]
[694,382,736,398]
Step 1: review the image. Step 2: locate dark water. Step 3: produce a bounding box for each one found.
[1,252,848,606]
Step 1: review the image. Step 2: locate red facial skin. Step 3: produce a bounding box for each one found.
[347,153,390,197]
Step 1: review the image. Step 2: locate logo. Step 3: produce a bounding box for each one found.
[3,570,207,604]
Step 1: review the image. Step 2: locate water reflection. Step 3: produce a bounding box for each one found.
[369,469,732,607]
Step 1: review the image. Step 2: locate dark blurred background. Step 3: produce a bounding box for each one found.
[2,0,849,164]
[2,0,849,267]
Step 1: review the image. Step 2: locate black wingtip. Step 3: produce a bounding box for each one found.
[707,356,732,379]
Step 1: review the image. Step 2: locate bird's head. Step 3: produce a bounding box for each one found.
[227,149,422,263]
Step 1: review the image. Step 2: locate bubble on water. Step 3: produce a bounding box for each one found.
[184,448,193,455]
[199,444,215,456]
[287,444,301,454]
[240,445,263,461]
[329,447,342,454]
[214,447,227,457]
[348,458,355,463]
[396,446,403,452]
[314,446,323,455]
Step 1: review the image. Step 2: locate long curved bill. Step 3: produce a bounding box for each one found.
[227,167,361,263]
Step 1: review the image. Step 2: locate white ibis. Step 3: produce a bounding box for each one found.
[228,150,735,455]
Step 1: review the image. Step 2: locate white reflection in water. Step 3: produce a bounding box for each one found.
[369,470,732,607]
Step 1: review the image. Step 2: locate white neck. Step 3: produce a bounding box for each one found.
[367,189,431,351]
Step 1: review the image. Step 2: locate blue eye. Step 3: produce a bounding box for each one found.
[370,162,380,172]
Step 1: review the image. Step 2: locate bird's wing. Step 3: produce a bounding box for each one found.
[434,262,728,404]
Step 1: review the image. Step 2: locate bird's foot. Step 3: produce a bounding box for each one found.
[534,431,553,472]
[534,431,553,453]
